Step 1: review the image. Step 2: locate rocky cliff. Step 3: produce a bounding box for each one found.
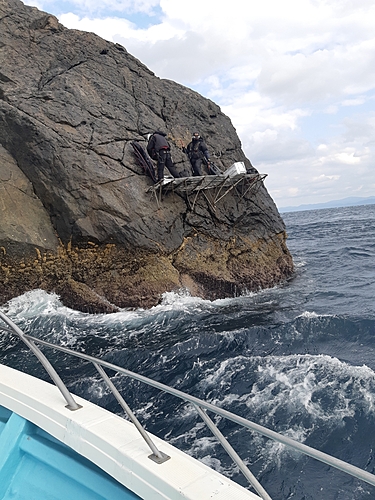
[0,0,294,312]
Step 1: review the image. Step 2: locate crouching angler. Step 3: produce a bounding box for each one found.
[186,132,210,176]
[147,131,179,182]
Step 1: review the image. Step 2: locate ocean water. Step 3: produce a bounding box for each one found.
[1,203,375,499]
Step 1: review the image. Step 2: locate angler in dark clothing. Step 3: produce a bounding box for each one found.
[147,131,179,182]
[186,132,210,176]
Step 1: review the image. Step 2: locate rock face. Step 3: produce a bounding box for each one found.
[0,0,294,312]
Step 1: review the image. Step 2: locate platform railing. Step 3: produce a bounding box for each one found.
[2,311,375,499]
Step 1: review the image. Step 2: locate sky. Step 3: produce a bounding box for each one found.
[24,0,375,208]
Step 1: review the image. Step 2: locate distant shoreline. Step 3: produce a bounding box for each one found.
[279,196,375,213]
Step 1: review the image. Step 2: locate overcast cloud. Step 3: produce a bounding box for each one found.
[25,0,375,208]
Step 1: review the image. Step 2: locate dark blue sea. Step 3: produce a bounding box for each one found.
[1,203,375,499]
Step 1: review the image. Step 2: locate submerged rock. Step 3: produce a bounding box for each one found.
[0,0,293,312]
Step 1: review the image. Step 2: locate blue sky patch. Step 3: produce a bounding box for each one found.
[32,1,163,28]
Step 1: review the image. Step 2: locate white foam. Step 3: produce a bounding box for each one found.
[1,289,63,318]
[193,352,375,466]
[298,310,334,319]
[1,285,285,331]
[300,310,319,318]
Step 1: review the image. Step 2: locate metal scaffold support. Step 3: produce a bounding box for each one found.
[147,173,267,210]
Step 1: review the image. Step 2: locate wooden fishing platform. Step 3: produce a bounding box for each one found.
[147,172,267,210]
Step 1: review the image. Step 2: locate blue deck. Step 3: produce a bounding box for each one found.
[0,406,141,500]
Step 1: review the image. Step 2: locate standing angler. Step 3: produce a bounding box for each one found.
[147,131,179,182]
[186,132,210,176]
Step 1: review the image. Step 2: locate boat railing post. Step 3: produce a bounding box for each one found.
[93,362,170,464]
[193,403,272,500]
[0,311,81,411]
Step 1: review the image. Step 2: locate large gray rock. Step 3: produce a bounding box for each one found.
[0,144,58,255]
[0,0,293,312]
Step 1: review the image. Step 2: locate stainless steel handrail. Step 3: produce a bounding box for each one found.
[0,316,269,497]
[2,314,375,498]
[21,335,375,491]
[22,335,263,494]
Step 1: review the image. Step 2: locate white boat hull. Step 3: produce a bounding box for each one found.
[0,364,258,500]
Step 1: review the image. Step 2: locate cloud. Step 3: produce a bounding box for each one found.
[114,31,226,82]
[312,174,341,182]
